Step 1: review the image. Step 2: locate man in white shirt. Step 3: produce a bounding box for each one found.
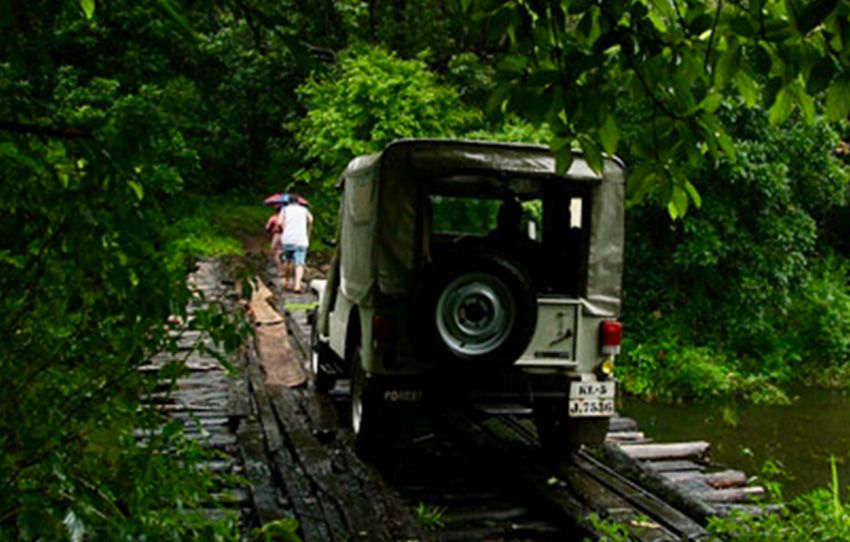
[278,200,313,293]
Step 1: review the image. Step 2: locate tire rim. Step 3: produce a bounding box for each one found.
[435,272,515,357]
[310,326,320,375]
[350,349,363,435]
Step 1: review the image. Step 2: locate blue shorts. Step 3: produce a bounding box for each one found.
[281,244,307,265]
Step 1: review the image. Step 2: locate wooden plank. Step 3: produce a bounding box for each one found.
[333,435,429,541]
[245,352,283,453]
[605,431,648,442]
[246,350,335,542]
[236,417,288,524]
[266,384,396,542]
[619,442,711,462]
[278,307,426,542]
[645,460,706,473]
[441,411,604,539]
[662,470,748,489]
[571,450,707,541]
[227,371,252,419]
[559,463,681,541]
[609,416,639,432]
[697,487,765,503]
[704,470,748,489]
[598,444,717,525]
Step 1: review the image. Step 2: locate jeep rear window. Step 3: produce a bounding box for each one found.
[424,185,590,297]
[429,196,500,235]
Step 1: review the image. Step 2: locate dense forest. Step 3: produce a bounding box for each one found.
[2,0,850,539]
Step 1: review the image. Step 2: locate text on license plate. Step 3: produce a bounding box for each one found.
[568,381,616,417]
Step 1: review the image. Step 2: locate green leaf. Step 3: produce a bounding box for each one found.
[794,0,839,34]
[598,116,620,155]
[552,139,574,175]
[715,129,736,160]
[497,54,528,75]
[668,185,689,219]
[795,85,816,125]
[699,92,723,114]
[684,180,702,208]
[648,11,668,32]
[730,16,755,37]
[578,134,604,174]
[0,142,47,173]
[486,82,513,115]
[715,42,741,89]
[80,0,94,19]
[626,164,657,206]
[825,77,850,122]
[768,86,793,125]
[734,71,759,107]
[646,0,676,20]
[806,55,836,94]
[128,180,144,201]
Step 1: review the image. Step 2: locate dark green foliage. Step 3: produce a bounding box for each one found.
[2,0,850,538]
[290,44,484,240]
[621,108,850,399]
[707,458,850,541]
[476,0,850,215]
[0,2,253,539]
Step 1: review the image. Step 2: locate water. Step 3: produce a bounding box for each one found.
[618,388,850,498]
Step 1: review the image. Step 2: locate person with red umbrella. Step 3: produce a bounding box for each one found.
[277,195,313,292]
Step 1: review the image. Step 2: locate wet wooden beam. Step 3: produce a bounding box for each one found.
[661,470,748,489]
[697,487,765,503]
[569,450,707,541]
[597,443,717,525]
[609,416,639,433]
[645,460,706,473]
[266,384,396,542]
[245,349,337,542]
[619,441,711,462]
[236,417,288,525]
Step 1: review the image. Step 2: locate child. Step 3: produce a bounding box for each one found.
[265,205,284,276]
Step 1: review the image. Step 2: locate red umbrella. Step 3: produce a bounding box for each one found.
[263,193,309,207]
[263,193,289,206]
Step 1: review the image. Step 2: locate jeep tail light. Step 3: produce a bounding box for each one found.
[373,315,393,345]
[600,320,622,356]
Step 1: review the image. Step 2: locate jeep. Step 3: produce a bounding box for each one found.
[310,139,625,451]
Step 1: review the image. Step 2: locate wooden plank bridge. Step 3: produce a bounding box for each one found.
[141,259,774,541]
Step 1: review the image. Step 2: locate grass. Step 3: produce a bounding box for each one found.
[284,301,319,312]
[413,502,446,531]
[164,194,271,268]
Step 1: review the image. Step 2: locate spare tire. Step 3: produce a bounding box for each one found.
[417,249,538,368]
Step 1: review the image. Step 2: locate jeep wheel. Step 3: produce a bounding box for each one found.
[421,250,537,368]
[349,339,384,451]
[309,313,335,392]
[533,401,609,453]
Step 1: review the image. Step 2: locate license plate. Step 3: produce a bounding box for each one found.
[568,381,616,417]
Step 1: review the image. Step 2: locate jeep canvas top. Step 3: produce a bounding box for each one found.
[311,138,625,451]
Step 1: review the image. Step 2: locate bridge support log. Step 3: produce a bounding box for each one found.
[619,441,711,462]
